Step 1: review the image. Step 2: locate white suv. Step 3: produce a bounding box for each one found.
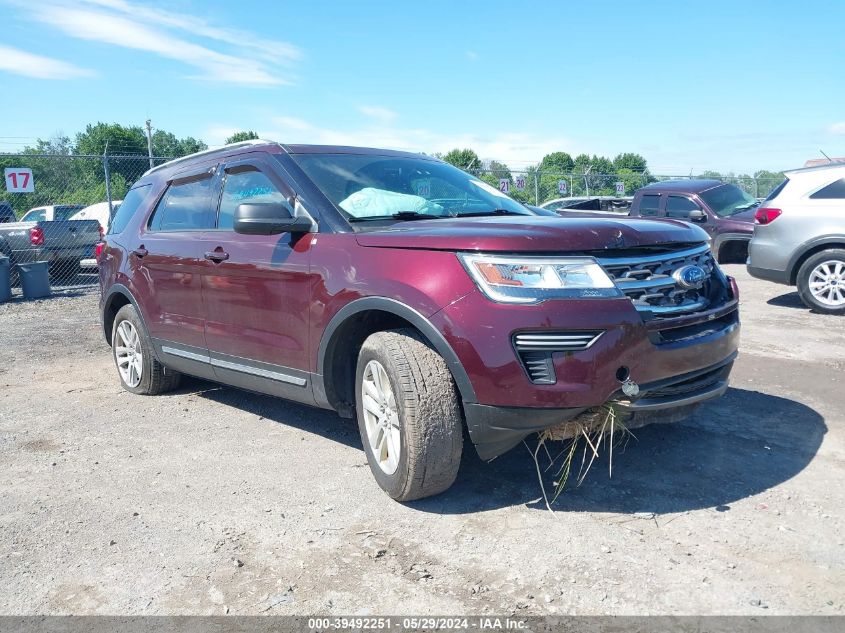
[748,163,845,314]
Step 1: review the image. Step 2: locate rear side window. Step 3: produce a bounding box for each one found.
[54,205,83,221]
[109,185,151,235]
[218,167,285,230]
[639,194,660,216]
[810,178,845,199]
[22,209,47,222]
[666,195,700,219]
[148,176,215,232]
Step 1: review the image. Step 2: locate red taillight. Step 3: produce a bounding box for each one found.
[754,207,782,225]
[94,242,105,262]
[29,226,44,245]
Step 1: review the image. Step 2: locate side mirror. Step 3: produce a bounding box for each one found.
[688,209,707,222]
[234,202,313,235]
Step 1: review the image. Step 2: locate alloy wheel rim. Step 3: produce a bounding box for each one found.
[361,360,401,475]
[809,260,845,307]
[115,320,143,388]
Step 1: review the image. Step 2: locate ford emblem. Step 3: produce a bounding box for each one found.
[673,265,707,289]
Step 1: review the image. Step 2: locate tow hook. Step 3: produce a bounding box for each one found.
[621,379,640,397]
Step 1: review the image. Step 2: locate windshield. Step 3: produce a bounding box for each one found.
[288,153,531,221]
[699,184,758,217]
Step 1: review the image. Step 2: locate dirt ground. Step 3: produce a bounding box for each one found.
[0,265,843,616]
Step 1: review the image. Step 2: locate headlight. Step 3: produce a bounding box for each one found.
[458,253,622,304]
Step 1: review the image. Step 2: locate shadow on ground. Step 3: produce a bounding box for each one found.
[767,291,806,310]
[414,387,826,515]
[191,381,825,516]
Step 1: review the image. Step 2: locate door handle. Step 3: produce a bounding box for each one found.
[204,250,229,263]
[132,246,148,258]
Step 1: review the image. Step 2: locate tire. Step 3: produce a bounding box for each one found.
[796,249,845,315]
[111,304,181,395]
[355,329,463,501]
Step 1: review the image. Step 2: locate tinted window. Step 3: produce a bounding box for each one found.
[666,195,700,219]
[639,194,660,216]
[218,168,285,230]
[54,205,83,221]
[810,178,845,199]
[149,176,215,231]
[109,185,152,235]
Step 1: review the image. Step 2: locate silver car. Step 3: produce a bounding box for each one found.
[748,163,845,314]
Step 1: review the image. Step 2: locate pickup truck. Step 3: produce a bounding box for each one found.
[554,180,756,263]
[0,218,102,280]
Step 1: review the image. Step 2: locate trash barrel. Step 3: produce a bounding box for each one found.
[0,256,10,303]
[18,261,51,299]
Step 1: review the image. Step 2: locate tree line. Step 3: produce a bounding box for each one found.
[0,122,785,217]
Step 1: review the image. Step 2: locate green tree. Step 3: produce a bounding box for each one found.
[151,130,207,157]
[225,130,260,144]
[613,152,648,172]
[539,151,574,173]
[75,122,147,156]
[442,148,481,171]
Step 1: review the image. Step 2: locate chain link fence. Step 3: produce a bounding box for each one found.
[0,153,171,298]
[0,152,785,301]
[467,169,784,206]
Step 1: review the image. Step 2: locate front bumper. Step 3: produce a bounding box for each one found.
[432,290,740,460]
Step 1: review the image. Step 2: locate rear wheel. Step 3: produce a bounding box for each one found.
[355,329,463,501]
[112,304,181,394]
[797,249,845,315]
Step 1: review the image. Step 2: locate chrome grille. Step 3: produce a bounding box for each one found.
[598,244,716,316]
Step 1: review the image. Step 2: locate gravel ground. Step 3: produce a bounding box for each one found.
[0,265,843,615]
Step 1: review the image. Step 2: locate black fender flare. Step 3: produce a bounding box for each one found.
[787,235,845,283]
[314,296,477,408]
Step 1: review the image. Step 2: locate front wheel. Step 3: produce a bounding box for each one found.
[796,249,845,315]
[355,329,463,501]
[112,304,181,394]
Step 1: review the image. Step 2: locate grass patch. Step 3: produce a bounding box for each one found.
[528,403,634,511]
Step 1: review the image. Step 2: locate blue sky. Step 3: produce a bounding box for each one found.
[0,0,843,174]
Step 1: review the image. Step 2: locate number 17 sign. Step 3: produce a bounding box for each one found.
[5,168,34,193]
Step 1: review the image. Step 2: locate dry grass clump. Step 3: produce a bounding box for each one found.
[528,404,633,511]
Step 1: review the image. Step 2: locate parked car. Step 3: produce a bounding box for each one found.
[748,163,845,314]
[20,204,85,222]
[98,140,740,501]
[541,196,632,213]
[625,180,756,263]
[0,202,16,224]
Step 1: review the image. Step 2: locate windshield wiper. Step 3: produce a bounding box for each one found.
[733,201,760,212]
[454,208,526,218]
[348,211,443,222]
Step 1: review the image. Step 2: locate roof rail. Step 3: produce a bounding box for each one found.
[142,139,279,177]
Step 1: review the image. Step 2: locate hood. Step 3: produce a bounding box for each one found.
[355,216,709,253]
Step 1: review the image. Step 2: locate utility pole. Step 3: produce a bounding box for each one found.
[145,119,154,169]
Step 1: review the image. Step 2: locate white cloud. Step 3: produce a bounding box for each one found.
[358,105,397,123]
[0,44,95,79]
[828,122,845,135]
[8,0,300,86]
[205,116,580,167]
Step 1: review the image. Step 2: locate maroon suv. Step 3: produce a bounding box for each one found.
[98,141,740,501]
